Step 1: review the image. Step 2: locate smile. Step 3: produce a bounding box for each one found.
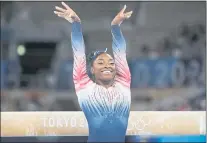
[101,70,112,74]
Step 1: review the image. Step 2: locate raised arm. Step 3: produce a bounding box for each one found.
[111,5,132,87]
[71,22,92,91]
[111,25,131,87]
[54,2,92,91]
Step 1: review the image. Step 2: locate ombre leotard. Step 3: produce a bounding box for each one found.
[71,21,131,142]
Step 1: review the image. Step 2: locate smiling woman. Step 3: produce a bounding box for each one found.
[87,49,116,87]
[54,2,132,142]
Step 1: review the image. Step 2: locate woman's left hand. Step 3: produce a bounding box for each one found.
[111,5,133,25]
[54,2,81,23]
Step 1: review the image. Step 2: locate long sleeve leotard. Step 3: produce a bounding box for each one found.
[71,21,131,142]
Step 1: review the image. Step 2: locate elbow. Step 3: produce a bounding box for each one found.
[123,71,131,83]
[127,73,131,83]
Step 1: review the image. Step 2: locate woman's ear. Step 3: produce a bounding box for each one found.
[90,67,94,75]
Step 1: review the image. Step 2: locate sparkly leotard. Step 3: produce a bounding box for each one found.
[71,21,131,142]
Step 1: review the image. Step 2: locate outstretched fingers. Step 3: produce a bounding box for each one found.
[125,11,133,15]
[124,11,133,18]
[54,2,80,23]
[55,6,66,12]
[119,5,127,14]
[54,11,64,15]
[61,2,72,11]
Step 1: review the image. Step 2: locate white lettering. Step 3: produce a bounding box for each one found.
[70,117,76,127]
[44,129,57,136]
[56,118,63,128]
[79,118,85,128]
[63,117,70,127]
[48,118,55,127]
[25,124,38,136]
[41,117,48,127]
[40,116,90,128]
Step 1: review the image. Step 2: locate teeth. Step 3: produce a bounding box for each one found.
[103,71,111,74]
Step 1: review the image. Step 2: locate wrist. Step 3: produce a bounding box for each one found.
[111,20,122,26]
[111,22,121,26]
[111,22,119,26]
[70,15,81,23]
[111,20,118,25]
[74,16,81,22]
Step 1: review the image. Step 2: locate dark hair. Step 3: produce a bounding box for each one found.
[87,48,108,67]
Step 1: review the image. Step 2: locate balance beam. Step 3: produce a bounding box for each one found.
[1,111,205,136]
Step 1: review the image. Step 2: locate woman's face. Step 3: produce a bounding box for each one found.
[91,53,116,82]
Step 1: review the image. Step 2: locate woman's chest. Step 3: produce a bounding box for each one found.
[78,86,131,109]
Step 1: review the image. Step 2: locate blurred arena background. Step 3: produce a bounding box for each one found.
[1,1,206,142]
[1,1,206,112]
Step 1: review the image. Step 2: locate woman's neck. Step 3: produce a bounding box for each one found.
[96,80,114,89]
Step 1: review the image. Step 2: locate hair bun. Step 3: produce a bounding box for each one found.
[87,52,95,64]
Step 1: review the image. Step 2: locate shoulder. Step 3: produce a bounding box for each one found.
[115,82,130,89]
[114,82,131,102]
[76,82,96,98]
[115,82,131,94]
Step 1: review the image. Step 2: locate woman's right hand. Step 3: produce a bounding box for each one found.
[111,5,133,26]
[54,2,81,23]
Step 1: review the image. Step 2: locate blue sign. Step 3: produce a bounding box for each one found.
[131,57,204,88]
[131,57,178,88]
[56,57,204,89]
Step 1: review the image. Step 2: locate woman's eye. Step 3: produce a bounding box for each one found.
[110,63,115,65]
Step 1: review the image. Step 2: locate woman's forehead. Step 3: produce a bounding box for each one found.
[96,53,113,60]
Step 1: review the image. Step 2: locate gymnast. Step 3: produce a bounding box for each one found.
[54,2,133,142]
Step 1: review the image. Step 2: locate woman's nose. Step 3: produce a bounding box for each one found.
[104,63,111,67]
